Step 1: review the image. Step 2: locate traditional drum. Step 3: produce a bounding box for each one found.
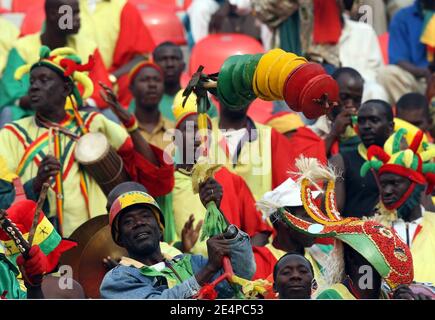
[74,132,130,196]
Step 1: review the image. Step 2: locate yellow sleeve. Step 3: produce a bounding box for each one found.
[85,112,129,150]
[0,126,25,175]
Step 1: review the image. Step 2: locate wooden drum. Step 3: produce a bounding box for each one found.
[74,132,130,196]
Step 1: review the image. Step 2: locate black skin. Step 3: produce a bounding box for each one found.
[176,114,269,246]
[343,242,382,299]
[379,173,422,222]
[272,206,316,254]
[357,103,394,149]
[29,66,69,193]
[218,103,250,131]
[117,204,233,285]
[274,254,314,299]
[397,108,432,133]
[329,102,394,212]
[129,67,165,134]
[325,73,364,157]
[40,0,81,53]
[153,46,185,96]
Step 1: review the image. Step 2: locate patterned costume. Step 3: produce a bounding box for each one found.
[361,128,435,284]
[268,157,414,299]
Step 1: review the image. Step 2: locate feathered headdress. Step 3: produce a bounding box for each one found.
[273,157,414,289]
[14,46,95,107]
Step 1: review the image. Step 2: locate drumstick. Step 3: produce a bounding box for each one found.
[48,127,54,156]
[27,182,50,246]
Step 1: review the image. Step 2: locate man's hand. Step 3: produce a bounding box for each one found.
[99,81,131,124]
[102,256,120,271]
[181,215,204,253]
[329,108,356,139]
[33,155,60,193]
[199,178,223,208]
[392,284,433,300]
[16,246,47,287]
[205,234,231,273]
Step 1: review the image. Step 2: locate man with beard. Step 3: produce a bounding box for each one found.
[329,100,394,217]
[361,128,435,285]
[100,189,255,299]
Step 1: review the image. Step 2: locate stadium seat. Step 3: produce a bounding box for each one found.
[129,0,184,10]
[20,4,44,36]
[136,3,186,46]
[189,33,264,76]
[12,0,43,13]
[378,32,389,65]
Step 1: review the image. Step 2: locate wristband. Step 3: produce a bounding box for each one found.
[125,116,139,133]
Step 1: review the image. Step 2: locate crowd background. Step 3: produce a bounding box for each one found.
[0,0,434,300]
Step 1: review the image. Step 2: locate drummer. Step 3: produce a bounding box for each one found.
[100,188,255,299]
[0,46,174,237]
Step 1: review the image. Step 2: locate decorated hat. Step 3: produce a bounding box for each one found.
[172,89,212,129]
[0,200,77,272]
[109,191,165,243]
[14,46,94,107]
[361,128,435,209]
[270,157,414,289]
[128,60,163,85]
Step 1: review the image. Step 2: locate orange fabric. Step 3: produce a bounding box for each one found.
[216,167,272,237]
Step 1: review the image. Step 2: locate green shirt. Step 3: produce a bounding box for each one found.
[0,254,26,299]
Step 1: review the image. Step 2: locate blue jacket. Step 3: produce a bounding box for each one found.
[100,228,255,299]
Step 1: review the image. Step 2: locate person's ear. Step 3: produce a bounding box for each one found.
[311,278,318,291]
[388,120,395,134]
[181,61,186,72]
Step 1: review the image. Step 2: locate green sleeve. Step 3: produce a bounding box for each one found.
[315,289,344,300]
[0,48,28,109]
[156,192,176,244]
[0,256,26,299]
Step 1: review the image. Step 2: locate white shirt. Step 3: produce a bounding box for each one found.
[390,206,425,247]
[339,18,384,82]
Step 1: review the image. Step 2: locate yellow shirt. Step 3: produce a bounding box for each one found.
[138,115,174,152]
[172,170,209,257]
[79,0,126,68]
[0,18,19,74]
[0,112,130,236]
[411,211,435,284]
[209,119,272,200]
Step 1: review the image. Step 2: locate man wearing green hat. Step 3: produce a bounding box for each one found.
[0,46,175,237]
[100,189,255,299]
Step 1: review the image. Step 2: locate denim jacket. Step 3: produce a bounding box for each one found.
[100,228,256,299]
